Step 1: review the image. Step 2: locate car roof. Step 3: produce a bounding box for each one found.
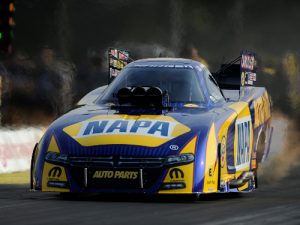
[128,58,207,69]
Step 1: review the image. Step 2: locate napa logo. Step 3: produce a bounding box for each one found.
[235,116,252,171]
[79,119,174,137]
[63,115,191,147]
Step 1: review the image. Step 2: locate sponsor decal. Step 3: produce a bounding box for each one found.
[207,161,217,185]
[169,168,184,179]
[63,115,191,147]
[92,170,138,179]
[80,120,173,137]
[42,163,69,191]
[253,92,271,128]
[236,117,251,170]
[240,51,257,97]
[48,167,62,178]
[209,167,214,177]
[245,72,256,85]
[206,175,216,185]
[220,136,226,168]
[109,48,129,79]
[169,145,179,151]
[241,72,246,87]
[207,159,218,184]
[206,180,216,185]
[241,54,256,70]
[133,64,193,69]
[207,162,217,185]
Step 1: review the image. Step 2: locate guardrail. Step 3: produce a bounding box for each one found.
[0,127,44,173]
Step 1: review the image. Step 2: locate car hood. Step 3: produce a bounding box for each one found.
[43,105,217,157]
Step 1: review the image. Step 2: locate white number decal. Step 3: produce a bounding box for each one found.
[235,117,251,171]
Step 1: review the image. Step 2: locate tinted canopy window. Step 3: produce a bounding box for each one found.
[98,66,206,104]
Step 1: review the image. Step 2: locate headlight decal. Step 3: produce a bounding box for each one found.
[41,135,70,192]
[159,134,198,194]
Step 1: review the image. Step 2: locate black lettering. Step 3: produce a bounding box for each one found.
[209,168,213,176]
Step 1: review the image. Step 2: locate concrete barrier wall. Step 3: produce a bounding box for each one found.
[0,127,44,174]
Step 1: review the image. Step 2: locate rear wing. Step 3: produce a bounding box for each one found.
[108,48,133,83]
[213,51,257,93]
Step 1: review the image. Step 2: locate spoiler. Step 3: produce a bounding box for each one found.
[108,48,133,84]
[213,50,257,94]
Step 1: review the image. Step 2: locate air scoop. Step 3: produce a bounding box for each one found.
[116,86,164,107]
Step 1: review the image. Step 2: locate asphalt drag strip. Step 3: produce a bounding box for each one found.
[0,169,300,225]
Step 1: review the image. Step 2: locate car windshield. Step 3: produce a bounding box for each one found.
[97,66,206,104]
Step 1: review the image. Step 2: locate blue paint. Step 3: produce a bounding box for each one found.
[83,121,108,135]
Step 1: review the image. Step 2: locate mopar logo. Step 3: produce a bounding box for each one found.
[77,119,177,138]
[169,168,184,179]
[48,167,62,178]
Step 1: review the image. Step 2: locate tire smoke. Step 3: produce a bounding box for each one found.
[259,112,300,184]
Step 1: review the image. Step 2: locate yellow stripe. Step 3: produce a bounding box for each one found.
[203,123,219,193]
[48,135,60,153]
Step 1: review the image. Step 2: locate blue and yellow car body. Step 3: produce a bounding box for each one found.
[31,57,272,195]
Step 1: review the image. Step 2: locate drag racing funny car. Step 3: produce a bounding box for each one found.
[30,49,272,195]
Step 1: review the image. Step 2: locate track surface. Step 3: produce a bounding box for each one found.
[0,168,300,225]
